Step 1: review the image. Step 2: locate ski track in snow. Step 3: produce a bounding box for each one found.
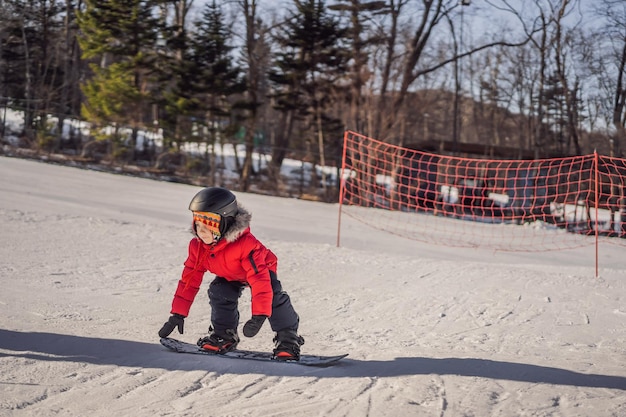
[0,156,625,417]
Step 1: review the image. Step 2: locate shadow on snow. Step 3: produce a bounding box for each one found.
[0,329,624,390]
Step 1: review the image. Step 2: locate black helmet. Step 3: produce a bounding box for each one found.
[189,187,238,218]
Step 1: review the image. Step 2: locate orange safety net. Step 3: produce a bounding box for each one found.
[339,131,626,252]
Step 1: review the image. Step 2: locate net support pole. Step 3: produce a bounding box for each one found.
[337,131,350,247]
[594,150,599,278]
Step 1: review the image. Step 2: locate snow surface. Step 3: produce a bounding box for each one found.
[0,155,625,417]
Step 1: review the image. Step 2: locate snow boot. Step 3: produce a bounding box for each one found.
[197,327,239,353]
[273,329,305,361]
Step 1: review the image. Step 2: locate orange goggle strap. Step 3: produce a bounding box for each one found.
[193,211,221,237]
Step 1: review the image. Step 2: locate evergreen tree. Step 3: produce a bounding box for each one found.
[191,1,243,110]
[77,0,161,160]
[157,1,243,174]
[0,0,66,145]
[154,1,197,153]
[269,0,349,182]
[189,0,244,179]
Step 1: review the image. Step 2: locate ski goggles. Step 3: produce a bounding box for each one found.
[192,211,221,237]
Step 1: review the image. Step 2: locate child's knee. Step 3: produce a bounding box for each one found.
[208,277,243,302]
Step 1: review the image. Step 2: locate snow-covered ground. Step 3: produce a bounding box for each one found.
[1,155,625,417]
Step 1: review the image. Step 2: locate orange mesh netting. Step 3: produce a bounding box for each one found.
[339,131,626,253]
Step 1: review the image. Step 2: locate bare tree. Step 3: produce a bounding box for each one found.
[329,0,387,134]
[239,0,263,192]
[593,0,626,157]
[369,0,407,141]
[368,0,538,144]
[481,0,585,156]
[551,0,583,155]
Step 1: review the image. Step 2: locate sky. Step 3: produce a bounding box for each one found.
[0,155,624,417]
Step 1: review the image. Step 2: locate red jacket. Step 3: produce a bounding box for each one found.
[170,209,277,318]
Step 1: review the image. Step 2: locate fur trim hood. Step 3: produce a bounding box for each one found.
[221,204,252,243]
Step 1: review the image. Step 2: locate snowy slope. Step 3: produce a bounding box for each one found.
[0,156,624,417]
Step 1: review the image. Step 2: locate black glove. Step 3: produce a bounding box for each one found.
[243,315,267,337]
[158,314,185,338]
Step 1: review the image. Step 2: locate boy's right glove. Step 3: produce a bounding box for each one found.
[158,314,185,338]
[243,315,267,337]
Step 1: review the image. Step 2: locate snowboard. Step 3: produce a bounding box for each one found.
[160,337,348,367]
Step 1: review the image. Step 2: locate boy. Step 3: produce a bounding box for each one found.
[158,187,304,360]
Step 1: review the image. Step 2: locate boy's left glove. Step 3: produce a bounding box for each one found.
[243,315,267,337]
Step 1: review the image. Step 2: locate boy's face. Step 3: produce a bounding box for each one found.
[192,211,221,244]
[195,221,218,244]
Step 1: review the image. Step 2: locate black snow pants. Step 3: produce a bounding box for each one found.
[208,271,299,334]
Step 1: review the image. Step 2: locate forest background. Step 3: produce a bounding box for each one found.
[1,0,626,200]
